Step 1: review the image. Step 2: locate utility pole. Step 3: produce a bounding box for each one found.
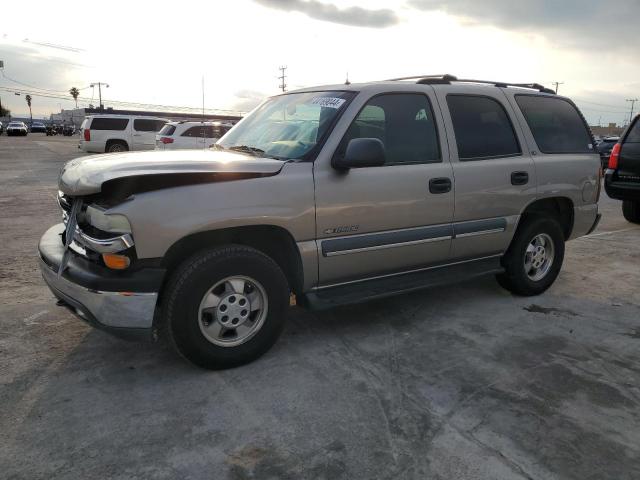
[552,81,564,94]
[90,82,109,109]
[278,66,287,92]
[626,98,638,125]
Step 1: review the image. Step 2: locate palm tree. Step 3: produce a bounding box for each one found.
[69,87,80,108]
[25,94,32,125]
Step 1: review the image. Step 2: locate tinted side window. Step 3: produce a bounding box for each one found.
[134,119,164,132]
[447,95,521,160]
[90,118,129,130]
[182,126,203,137]
[515,95,593,153]
[339,93,440,165]
[626,119,640,143]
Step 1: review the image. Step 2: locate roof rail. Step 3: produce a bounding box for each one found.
[385,74,555,94]
[385,74,457,82]
[454,79,556,95]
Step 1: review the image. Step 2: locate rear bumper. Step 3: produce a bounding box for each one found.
[605,170,640,201]
[78,140,104,153]
[38,224,165,341]
[570,203,599,240]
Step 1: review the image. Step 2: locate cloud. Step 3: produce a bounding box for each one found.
[254,0,399,28]
[230,89,270,112]
[409,0,639,51]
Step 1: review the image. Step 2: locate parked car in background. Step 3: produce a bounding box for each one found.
[0,121,4,135]
[598,136,619,168]
[46,124,58,136]
[30,122,47,133]
[79,115,168,153]
[6,121,28,136]
[605,115,640,223]
[155,121,233,150]
[40,75,601,369]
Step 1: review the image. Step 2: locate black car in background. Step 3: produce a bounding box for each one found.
[598,136,619,168]
[30,122,47,133]
[605,115,640,223]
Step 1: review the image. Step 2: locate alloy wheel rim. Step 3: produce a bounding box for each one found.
[524,233,555,281]
[198,275,268,347]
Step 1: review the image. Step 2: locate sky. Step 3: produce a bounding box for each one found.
[1,0,638,126]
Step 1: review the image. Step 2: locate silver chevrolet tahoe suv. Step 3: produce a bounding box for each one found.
[39,75,601,369]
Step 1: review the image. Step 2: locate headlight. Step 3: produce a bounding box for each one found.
[85,205,132,234]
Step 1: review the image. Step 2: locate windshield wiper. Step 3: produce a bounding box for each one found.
[228,145,266,157]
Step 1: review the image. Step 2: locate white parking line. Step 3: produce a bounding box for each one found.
[584,227,640,238]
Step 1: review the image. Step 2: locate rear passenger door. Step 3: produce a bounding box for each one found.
[434,88,536,260]
[180,125,204,149]
[132,119,166,150]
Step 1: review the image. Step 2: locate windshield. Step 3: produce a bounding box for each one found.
[218,91,355,160]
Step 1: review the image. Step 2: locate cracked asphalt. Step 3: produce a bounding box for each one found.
[1,134,639,479]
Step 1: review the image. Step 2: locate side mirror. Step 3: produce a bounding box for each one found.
[332,138,386,170]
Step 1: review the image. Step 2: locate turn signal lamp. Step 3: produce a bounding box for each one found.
[102,253,130,270]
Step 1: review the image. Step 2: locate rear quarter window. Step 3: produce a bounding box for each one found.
[134,119,166,132]
[515,95,593,154]
[90,118,129,131]
[159,124,177,136]
[625,119,640,143]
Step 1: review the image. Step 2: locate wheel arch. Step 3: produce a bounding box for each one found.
[160,225,305,297]
[518,196,574,240]
[105,138,130,152]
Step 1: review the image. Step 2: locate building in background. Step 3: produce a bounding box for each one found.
[591,123,625,139]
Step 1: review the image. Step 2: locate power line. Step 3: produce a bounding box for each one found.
[572,98,630,111]
[0,85,246,115]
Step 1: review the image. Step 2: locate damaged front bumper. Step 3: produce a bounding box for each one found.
[38,224,165,341]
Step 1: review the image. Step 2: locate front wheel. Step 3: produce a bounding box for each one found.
[162,245,289,369]
[622,200,640,224]
[496,217,565,296]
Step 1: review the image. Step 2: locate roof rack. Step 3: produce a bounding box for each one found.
[385,74,555,94]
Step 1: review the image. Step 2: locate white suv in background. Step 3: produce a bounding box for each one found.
[79,115,168,153]
[155,121,233,150]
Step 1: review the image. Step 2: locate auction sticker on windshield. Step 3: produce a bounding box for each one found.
[309,97,346,109]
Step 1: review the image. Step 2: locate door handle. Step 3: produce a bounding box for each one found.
[429,177,452,194]
[511,171,529,186]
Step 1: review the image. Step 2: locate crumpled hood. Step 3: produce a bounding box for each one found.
[58,150,286,196]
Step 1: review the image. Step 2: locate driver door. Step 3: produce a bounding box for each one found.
[314,91,455,285]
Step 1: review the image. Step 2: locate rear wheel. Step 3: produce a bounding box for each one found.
[622,200,640,224]
[106,141,128,153]
[496,216,565,296]
[162,245,289,369]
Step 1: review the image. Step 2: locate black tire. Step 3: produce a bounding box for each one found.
[162,245,289,369]
[106,140,128,153]
[496,216,565,296]
[622,200,640,224]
